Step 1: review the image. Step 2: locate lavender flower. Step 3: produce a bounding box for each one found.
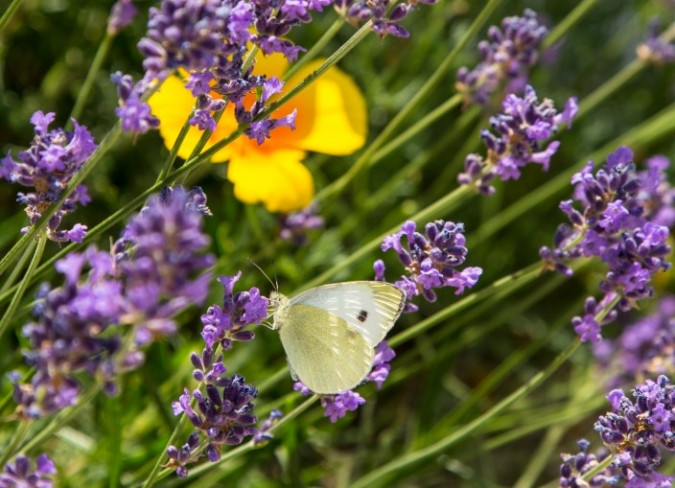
[111,72,160,134]
[293,341,396,422]
[0,454,57,488]
[278,204,324,245]
[540,147,672,342]
[12,186,214,418]
[114,186,215,347]
[337,0,438,39]
[0,111,96,242]
[636,18,675,65]
[200,272,269,350]
[559,439,621,487]
[458,85,578,195]
[456,9,549,107]
[253,409,283,445]
[376,220,482,313]
[107,0,138,34]
[595,296,675,388]
[591,375,675,484]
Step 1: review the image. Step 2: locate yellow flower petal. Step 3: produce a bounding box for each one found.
[227,149,313,213]
[281,59,368,155]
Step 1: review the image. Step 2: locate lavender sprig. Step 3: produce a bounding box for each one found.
[636,18,675,65]
[375,220,483,313]
[456,9,549,107]
[0,454,56,488]
[458,85,578,196]
[278,204,324,246]
[540,147,672,343]
[0,111,96,243]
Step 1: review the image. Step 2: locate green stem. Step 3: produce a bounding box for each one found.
[350,338,582,488]
[0,0,24,32]
[369,94,463,165]
[390,262,542,348]
[0,238,36,294]
[0,122,122,277]
[68,33,114,125]
[316,0,503,202]
[140,415,190,488]
[0,235,46,341]
[543,0,599,49]
[0,421,29,466]
[283,18,345,81]
[156,103,197,182]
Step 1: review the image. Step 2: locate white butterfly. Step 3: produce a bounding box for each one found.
[270,281,406,395]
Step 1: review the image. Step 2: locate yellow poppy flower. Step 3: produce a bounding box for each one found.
[148,53,367,213]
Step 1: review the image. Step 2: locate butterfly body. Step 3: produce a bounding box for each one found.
[271,281,405,394]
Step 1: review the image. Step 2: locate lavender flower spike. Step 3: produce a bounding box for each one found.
[0,111,96,243]
[458,86,578,196]
[541,147,673,342]
[376,220,483,313]
[0,453,57,487]
[456,9,549,107]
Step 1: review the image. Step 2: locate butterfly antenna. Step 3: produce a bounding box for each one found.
[248,258,276,292]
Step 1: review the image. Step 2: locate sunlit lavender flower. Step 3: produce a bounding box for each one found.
[168,364,258,476]
[114,186,215,347]
[293,341,397,422]
[200,272,269,350]
[337,0,437,39]
[559,439,621,487]
[458,85,577,195]
[279,204,324,245]
[456,9,549,107]
[595,296,675,387]
[591,375,675,484]
[0,111,95,242]
[636,18,675,65]
[111,72,160,134]
[107,0,138,34]
[12,186,214,418]
[0,453,57,488]
[540,147,672,342]
[375,220,482,313]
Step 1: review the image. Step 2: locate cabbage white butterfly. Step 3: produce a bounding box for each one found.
[270,281,405,394]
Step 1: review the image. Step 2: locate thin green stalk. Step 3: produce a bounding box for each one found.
[472,102,675,245]
[0,421,29,467]
[0,238,36,294]
[543,0,599,48]
[0,0,23,32]
[316,0,503,202]
[283,17,345,81]
[0,235,46,341]
[390,262,541,348]
[68,33,114,125]
[140,414,190,488]
[350,338,582,488]
[0,122,122,277]
[368,94,463,165]
[156,104,197,182]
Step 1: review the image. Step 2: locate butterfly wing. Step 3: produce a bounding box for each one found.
[278,304,374,394]
[289,281,405,348]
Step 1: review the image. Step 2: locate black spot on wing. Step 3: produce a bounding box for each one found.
[357,310,368,322]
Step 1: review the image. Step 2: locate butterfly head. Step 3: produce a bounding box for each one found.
[267,291,289,330]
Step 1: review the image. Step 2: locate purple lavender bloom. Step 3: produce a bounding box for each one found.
[636,18,675,65]
[559,439,622,487]
[278,204,324,245]
[12,186,215,418]
[0,111,96,242]
[458,86,577,195]
[321,391,366,422]
[111,72,160,134]
[456,9,549,107]
[338,0,436,40]
[591,376,675,483]
[595,296,675,388]
[168,366,258,476]
[200,271,269,350]
[12,247,125,418]
[376,220,482,312]
[0,453,57,488]
[253,409,283,445]
[107,0,138,34]
[540,147,672,342]
[114,186,216,347]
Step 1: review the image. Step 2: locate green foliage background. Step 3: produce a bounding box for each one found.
[0,0,674,486]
